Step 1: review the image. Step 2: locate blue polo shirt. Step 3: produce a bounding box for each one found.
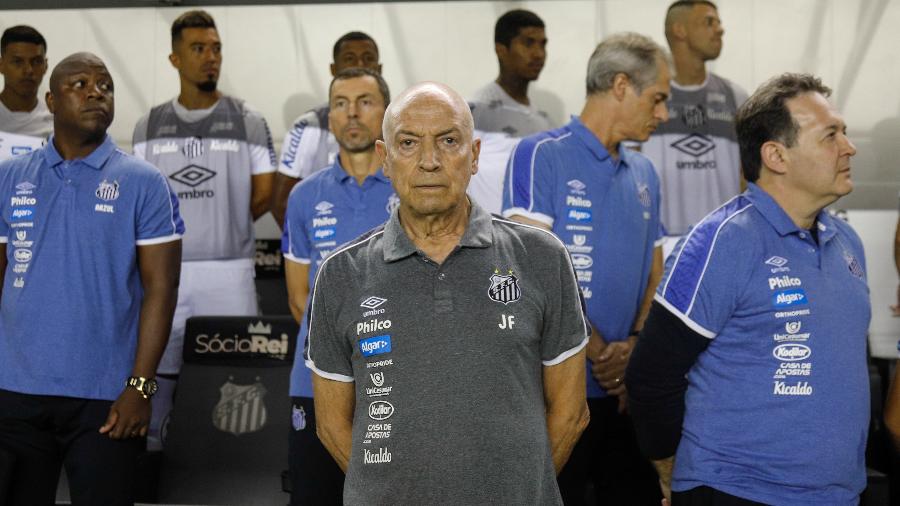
[0,136,184,401]
[502,116,662,397]
[658,183,870,504]
[282,160,396,397]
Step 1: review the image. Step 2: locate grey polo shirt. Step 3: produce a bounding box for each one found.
[306,202,588,506]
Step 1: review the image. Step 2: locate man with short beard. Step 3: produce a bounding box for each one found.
[282,67,395,506]
[0,25,52,161]
[132,9,276,451]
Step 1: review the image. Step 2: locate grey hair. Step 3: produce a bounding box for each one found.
[585,32,671,96]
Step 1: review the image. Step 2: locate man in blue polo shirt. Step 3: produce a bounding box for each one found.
[282,68,394,506]
[0,53,183,505]
[502,32,669,504]
[627,73,869,505]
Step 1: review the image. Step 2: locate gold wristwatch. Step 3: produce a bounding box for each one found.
[126,376,159,399]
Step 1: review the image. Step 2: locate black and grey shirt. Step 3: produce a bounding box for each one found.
[306,202,588,505]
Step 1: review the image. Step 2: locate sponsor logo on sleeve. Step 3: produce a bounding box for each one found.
[13,249,32,263]
[359,334,392,357]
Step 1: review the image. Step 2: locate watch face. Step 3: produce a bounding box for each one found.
[145,379,159,396]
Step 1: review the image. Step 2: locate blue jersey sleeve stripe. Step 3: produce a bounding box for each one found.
[660,198,752,315]
[507,130,570,211]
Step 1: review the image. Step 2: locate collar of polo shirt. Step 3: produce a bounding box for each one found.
[382,200,494,262]
[43,134,115,171]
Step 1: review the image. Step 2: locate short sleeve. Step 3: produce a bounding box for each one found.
[131,114,149,160]
[278,109,327,179]
[136,168,185,245]
[304,259,354,382]
[242,105,276,176]
[538,231,590,365]
[282,185,312,264]
[501,135,557,226]
[656,212,754,338]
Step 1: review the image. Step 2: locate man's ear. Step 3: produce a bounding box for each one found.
[45,90,54,114]
[375,140,389,177]
[611,73,631,102]
[760,140,789,176]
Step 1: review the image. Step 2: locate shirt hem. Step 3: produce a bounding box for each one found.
[501,208,554,227]
[306,360,354,382]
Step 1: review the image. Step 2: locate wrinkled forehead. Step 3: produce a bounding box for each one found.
[789,92,844,133]
[393,92,471,136]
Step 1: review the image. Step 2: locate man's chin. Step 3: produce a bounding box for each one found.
[197,80,218,93]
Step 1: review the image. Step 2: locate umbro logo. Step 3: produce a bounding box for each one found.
[361,297,387,309]
[170,165,216,187]
[567,179,587,195]
[765,256,788,268]
[670,133,715,158]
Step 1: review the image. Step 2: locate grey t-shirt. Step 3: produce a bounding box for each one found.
[132,97,276,261]
[641,73,748,235]
[306,202,588,505]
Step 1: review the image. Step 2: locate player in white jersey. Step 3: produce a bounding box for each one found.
[132,10,275,449]
[271,31,383,227]
[468,10,554,214]
[0,26,52,161]
[641,1,748,256]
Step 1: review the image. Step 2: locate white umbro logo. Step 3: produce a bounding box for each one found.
[315,201,334,215]
[567,179,587,194]
[765,256,788,267]
[360,297,387,309]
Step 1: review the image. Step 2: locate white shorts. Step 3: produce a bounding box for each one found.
[157,258,258,375]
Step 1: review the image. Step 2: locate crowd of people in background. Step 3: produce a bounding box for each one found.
[0,1,897,505]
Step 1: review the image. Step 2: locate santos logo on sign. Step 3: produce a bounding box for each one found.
[213,378,268,436]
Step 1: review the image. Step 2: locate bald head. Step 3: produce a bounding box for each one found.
[49,52,109,93]
[382,82,473,147]
[665,0,717,44]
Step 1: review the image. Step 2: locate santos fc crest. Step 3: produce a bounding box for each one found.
[488,269,521,304]
[213,377,268,436]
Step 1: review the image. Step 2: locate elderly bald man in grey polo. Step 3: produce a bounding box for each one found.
[304,82,590,505]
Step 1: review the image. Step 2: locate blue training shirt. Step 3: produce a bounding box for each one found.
[502,115,662,397]
[282,160,397,397]
[658,183,870,505]
[0,136,184,401]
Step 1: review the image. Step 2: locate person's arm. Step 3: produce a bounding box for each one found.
[0,243,6,297]
[251,172,274,221]
[271,173,300,229]
[886,361,900,451]
[625,300,711,500]
[100,240,181,439]
[892,217,900,316]
[544,348,590,474]
[312,374,355,471]
[509,214,551,231]
[285,260,310,323]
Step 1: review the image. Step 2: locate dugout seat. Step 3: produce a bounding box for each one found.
[157,315,297,505]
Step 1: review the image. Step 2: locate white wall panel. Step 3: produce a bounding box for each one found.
[1,0,898,211]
